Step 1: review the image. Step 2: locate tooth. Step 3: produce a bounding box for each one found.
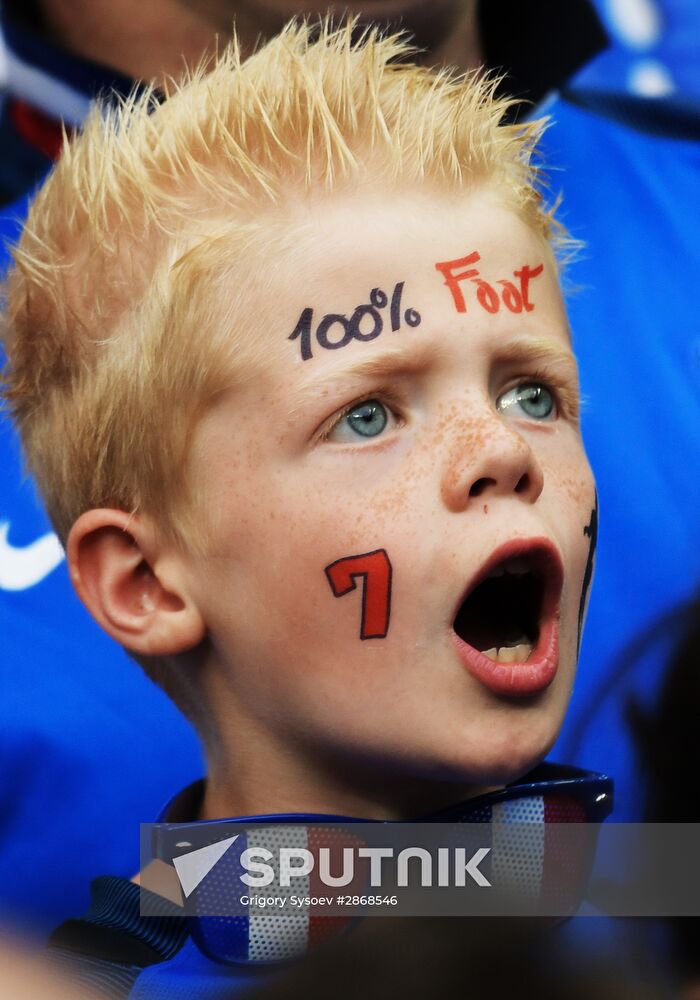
[481,642,533,663]
[496,646,519,663]
[494,643,533,663]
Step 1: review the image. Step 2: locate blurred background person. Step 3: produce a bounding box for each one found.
[0,0,606,205]
[243,916,667,1000]
[628,593,700,997]
[539,0,700,825]
[0,933,104,1000]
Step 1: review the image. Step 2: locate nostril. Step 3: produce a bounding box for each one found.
[515,473,530,494]
[469,477,496,498]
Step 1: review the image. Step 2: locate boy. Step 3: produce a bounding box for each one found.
[1,20,608,995]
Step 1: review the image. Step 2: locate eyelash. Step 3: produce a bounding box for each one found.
[317,367,579,442]
[318,386,405,442]
[518,366,580,423]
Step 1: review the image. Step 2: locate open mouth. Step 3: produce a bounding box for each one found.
[454,556,543,664]
[452,539,563,695]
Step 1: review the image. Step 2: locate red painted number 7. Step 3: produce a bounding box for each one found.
[324,549,393,640]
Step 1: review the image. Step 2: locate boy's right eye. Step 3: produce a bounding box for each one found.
[324,399,395,443]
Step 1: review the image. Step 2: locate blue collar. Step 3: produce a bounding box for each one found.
[156,761,612,827]
[148,762,612,965]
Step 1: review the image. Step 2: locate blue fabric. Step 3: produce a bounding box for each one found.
[543,93,700,819]
[0,16,141,204]
[575,0,700,99]
[2,18,134,101]
[48,764,608,998]
[129,939,265,1000]
[0,203,203,938]
[0,94,53,205]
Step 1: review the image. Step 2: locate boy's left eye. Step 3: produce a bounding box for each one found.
[325,399,394,442]
[496,382,556,422]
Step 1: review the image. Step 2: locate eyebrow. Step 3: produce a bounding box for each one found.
[285,341,446,417]
[494,336,579,377]
[285,334,579,418]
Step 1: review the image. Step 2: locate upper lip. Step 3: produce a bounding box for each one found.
[450,537,564,629]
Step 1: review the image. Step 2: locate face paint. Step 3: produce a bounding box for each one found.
[288,284,421,362]
[324,549,392,640]
[577,494,599,653]
[434,250,543,315]
[186,192,591,803]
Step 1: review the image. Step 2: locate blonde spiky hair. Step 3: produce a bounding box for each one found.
[1,19,556,553]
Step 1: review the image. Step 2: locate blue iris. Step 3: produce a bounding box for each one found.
[497,383,555,421]
[343,399,389,437]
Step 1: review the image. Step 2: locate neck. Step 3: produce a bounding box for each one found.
[200,718,498,822]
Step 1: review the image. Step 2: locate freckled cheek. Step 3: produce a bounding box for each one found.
[194,439,437,651]
[538,432,593,504]
[539,445,595,604]
[250,484,429,651]
[302,443,436,538]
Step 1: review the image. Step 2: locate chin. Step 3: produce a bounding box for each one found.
[446,717,562,788]
[465,749,549,788]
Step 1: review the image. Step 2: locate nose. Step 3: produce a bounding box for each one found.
[440,414,545,513]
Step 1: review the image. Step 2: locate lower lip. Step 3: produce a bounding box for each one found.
[452,615,559,697]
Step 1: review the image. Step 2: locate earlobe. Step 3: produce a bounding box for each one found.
[66,509,206,656]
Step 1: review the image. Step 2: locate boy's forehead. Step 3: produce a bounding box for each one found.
[285,185,543,287]
[224,186,571,384]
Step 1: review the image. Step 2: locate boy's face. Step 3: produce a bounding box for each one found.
[185,187,595,808]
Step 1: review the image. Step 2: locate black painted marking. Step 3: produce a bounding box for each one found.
[289,282,420,361]
[577,494,599,653]
[348,303,383,343]
[390,281,404,331]
[316,313,353,351]
[288,306,314,361]
[370,287,388,309]
[404,308,421,327]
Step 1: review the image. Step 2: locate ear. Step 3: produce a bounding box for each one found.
[66,509,206,657]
